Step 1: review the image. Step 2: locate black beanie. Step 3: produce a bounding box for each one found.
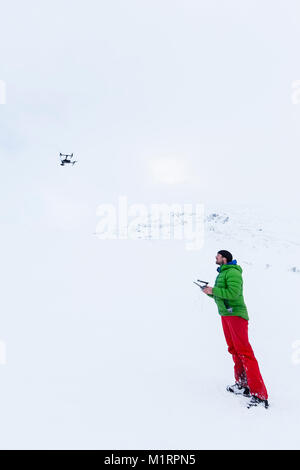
[218,250,233,262]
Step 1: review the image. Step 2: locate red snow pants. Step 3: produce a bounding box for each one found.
[221,315,268,400]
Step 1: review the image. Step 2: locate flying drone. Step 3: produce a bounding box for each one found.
[60,153,77,166]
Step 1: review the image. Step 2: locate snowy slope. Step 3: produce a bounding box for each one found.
[0,204,300,450]
[2,0,300,451]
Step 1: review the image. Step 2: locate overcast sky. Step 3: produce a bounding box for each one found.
[1,0,300,229]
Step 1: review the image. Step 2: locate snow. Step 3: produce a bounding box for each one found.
[0,203,299,450]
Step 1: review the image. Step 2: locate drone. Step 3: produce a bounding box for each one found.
[60,153,77,166]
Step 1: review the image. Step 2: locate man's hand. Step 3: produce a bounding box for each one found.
[203,286,213,295]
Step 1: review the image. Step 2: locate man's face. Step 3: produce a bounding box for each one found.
[215,253,226,265]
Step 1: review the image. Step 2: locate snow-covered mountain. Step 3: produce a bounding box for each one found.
[129,203,300,270]
[1,203,300,450]
[80,205,300,448]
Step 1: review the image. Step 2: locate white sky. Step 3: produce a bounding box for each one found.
[1,0,300,220]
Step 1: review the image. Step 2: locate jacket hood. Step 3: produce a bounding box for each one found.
[217,259,242,273]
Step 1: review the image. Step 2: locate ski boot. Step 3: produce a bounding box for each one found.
[226,383,250,397]
[247,396,269,409]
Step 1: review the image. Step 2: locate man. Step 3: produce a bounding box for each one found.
[203,250,269,409]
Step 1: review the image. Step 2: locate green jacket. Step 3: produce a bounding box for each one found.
[209,261,249,321]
